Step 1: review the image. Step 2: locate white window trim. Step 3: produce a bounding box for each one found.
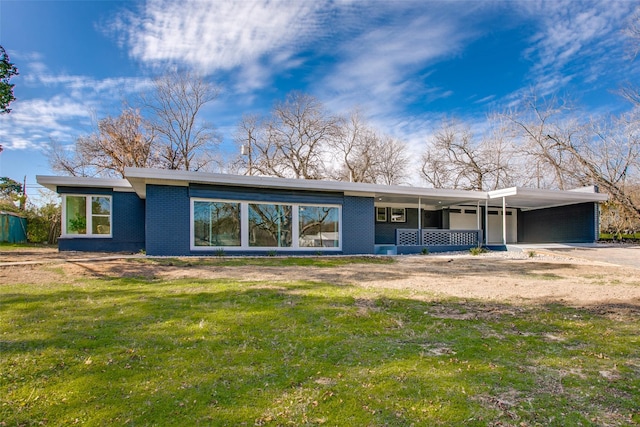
[61,194,113,238]
[191,198,242,249]
[190,198,342,252]
[376,206,387,222]
[390,207,406,223]
[297,204,342,251]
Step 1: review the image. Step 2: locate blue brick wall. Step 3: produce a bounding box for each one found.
[58,189,145,253]
[145,184,191,256]
[375,208,420,244]
[186,183,348,255]
[59,184,376,256]
[342,196,375,254]
[517,202,597,243]
[190,184,344,205]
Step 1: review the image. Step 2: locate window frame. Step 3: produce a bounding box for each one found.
[192,200,242,247]
[390,207,406,223]
[376,206,387,222]
[248,202,293,248]
[190,198,342,252]
[298,205,341,249]
[61,194,113,238]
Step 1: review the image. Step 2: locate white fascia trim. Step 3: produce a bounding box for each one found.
[488,187,609,203]
[124,167,489,201]
[36,175,133,192]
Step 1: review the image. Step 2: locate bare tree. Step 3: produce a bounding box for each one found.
[563,111,640,223]
[141,71,221,171]
[248,92,342,179]
[48,108,157,178]
[374,135,410,185]
[48,137,86,177]
[331,110,378,183]
[505,93,640,223]
[504,94,584,190]
[421,119,514,191]
[330,111,409,184]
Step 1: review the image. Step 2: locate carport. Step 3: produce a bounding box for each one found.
[487,186,609,245]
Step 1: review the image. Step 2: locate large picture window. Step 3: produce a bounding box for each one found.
[64,195,112,237]
[193,201,240,246]
[190,198,341,251]
[249,203,292,247]
[299,206,339,247]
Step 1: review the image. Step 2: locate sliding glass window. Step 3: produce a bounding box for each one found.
[193,201,241,246]
[191,199,340,251]
[299,206,340,248]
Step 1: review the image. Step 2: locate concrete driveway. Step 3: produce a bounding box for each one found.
[511,243,640,269]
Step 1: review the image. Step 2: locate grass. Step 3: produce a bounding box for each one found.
[0,241,56,250]
[136,255,395,268]
[2,276,640,426]
[600,233,640,241]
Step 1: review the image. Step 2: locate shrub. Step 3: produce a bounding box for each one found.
[469,246,487,256]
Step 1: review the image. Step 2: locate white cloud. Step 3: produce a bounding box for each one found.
[116,0,330,83]
[1,58,155,151]
[25,73,152,100]
[321,12,474,117]
[0,96,93,150]
[520,0,635,95]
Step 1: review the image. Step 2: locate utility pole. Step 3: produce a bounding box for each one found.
[21,174,26,210]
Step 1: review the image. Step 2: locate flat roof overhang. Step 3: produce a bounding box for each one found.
[38,168,610,211]
[487,186,609,211]
[36,175,133,192]
[123,167,488,206]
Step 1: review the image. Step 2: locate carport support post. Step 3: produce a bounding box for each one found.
[502,196,507,245]
[484,199,489,246]
[476,201,481,246]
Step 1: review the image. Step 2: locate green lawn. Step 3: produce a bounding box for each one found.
[2,274,640,426]
[137,255,395,268]
[600,233,640,241]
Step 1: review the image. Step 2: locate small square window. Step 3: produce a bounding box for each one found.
[376,207,387,222]
[390,208,406,223]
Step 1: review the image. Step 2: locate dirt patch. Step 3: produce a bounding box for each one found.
[2,248,640,308]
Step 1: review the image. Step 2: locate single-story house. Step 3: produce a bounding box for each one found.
[37,167,609,256]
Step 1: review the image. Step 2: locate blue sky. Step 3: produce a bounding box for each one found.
[1,0,639,201]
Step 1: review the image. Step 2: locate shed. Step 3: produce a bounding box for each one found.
[0,211,28,243]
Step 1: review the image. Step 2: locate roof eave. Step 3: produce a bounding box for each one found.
[123,167,489,201]
[36,175,133,192]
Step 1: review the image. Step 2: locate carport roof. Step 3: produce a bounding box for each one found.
[488,186,608,211]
